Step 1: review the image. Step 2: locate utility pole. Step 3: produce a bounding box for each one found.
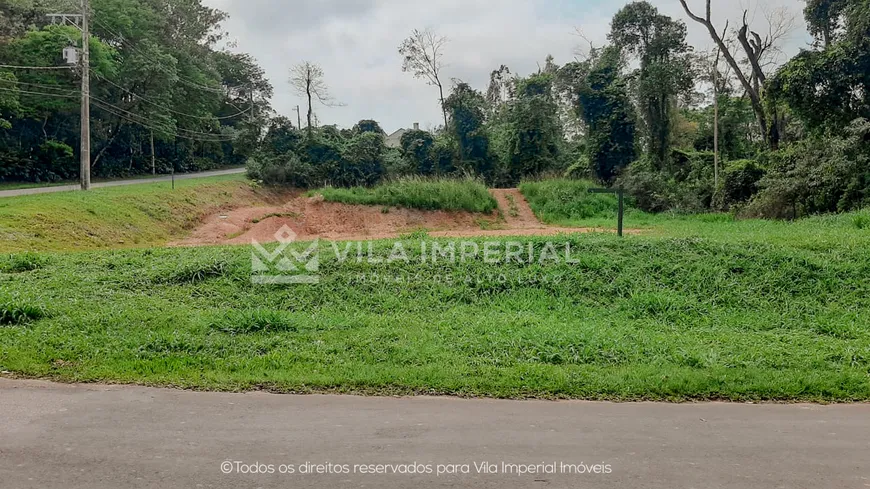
[150,130,156,175]
[48,3,89,190]
[79,0,90,190]
[293,105,301,130]
[713,57,719,190]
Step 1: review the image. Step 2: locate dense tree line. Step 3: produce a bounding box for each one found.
[3,0,868,220]
[0,0,271,182]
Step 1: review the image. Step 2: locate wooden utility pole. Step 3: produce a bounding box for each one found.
[713,60,719,189]
[150,130,156,175]
[79,0,91,190]
[47,4,89,189]
[293,105,301,130]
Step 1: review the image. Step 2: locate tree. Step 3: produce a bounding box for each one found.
[769,0,869,132]
[679,0,790,149]
[574,46,637,183]
[339,132,386,187]
[499,74,562,184]
[443,82,494,179]
[803,0,849,48]
[611,2,694,169]
[399,129,435,174]
[289,61,338,136]
[353,119,384,135]
[399,28,449,128]
[0,0,272,182]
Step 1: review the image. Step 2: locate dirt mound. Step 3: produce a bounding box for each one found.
[172,189,617,247]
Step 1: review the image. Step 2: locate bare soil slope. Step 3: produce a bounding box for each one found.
[173,189,608,246]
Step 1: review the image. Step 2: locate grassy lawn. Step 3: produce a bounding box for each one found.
[313,177,498,213]
[0,173,266,252]
[1,212,868,401]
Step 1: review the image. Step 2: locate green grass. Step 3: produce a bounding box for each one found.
[519,178,657,227]
[1,213,868,401]
[0,174,269,252]
[313,177,498,213]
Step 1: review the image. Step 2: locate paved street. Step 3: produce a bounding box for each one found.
[0,168,245,198]
[0,378,868,488]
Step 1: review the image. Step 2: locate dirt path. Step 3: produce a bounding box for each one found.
[490,188,544,229]
[172,189,618,247]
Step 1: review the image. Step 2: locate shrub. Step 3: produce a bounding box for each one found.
[519,179,621,222]
[617,152,714,213]
[717,159,765,210]
[745,120,870,219]
[315,176,497,213]
[247,153,313,187]
[336,132,386,187]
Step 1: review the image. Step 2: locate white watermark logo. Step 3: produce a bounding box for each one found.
[251,225,319,284]
[251,228,588,286]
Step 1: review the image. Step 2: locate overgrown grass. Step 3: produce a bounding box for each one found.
[0,174,272,252]
[1,213,869,401]
[314,177,498,213]
[519,178,648,226]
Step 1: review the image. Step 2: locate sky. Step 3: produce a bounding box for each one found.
[203,0,811,133]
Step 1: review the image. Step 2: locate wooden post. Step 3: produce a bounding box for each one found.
[150,131,155,175]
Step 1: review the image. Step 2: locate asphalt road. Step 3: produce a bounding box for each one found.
[0,168,246,198]
[1,379,868,489]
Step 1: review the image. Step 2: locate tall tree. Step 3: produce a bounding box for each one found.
[399,28,449,129]
[679,0,788,149]
[769,0,870,132]
[289,61,337,137]
[499,73,562,183]
[573,46,637,183]
[443,82,493,179]
[611,1,694,168]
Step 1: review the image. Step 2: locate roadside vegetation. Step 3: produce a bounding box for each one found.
[519,179,638,225]
[1,214,868,401]
[0,174,269,252]
[313,177,497,213]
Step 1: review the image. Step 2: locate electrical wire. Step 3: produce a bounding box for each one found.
[91,98,237,142]
[92,100,237,142]
[92,18,236,96]
[0,64,72,70]
[93,73,251,120]
[0,87,235,142]
[0,86,79,98]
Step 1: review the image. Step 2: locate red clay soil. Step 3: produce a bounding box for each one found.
[171,189,617,247]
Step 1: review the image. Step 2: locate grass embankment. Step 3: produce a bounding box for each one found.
[0,174,268,252]
[1,213,869,401]
[519,178,870,247]
[519,178,654,228]
[314,177,498,213]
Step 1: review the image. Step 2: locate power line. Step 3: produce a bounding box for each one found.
[91,95,237,138]
[90,97,237,142]
[0,64,72,70]
[0,86,79,98]
[93,73,251,121]
[91,18,232,96]
[0,78,78,93]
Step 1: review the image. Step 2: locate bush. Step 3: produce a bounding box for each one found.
[717,159,765,210]
[315,176,497,213]
[335,132,385,187]
[745,119,870,219]
[618,155,712,213]
[519,179,622,223]
[247,153,313,187]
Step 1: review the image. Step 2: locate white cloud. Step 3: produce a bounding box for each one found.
[205,0,810,133]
